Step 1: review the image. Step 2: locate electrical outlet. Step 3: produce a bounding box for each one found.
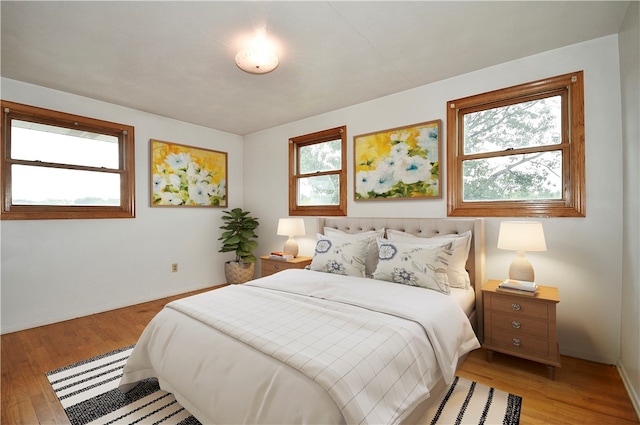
[171,263,178,273]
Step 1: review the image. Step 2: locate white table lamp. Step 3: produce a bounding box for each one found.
[497,221,547,282]
[277,218,306,257]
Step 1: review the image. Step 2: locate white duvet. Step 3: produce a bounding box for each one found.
[119,270,479,424]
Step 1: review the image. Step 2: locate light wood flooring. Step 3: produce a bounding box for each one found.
[2,287,638,424]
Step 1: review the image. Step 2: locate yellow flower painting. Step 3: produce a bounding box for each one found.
[354,120,441,200]
[151,139,227,207]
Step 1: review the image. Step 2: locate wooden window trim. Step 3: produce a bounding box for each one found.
[446,71,585,217]
[289,126,347,216]
[1,100,136,220]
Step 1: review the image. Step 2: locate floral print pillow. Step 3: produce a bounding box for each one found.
[310,235,368,277]
[372,238,451,294]
[386,229,472,289]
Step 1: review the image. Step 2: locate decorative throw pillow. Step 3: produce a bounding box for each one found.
[310,235,369,277]
[372,238,451,294]
[323,227,385,277]
[385,230,472,289]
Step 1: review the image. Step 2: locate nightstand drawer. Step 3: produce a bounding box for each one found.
[489,294,549,319]
[261,261,296,275]
[491,312,548,338]
[490,328,550,358]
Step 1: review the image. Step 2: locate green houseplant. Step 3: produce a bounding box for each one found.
[218,208,259,284]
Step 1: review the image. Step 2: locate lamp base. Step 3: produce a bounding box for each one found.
[283,238,299,258]
[508,251,535,282]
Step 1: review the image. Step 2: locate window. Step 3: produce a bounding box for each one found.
[1,100,135,219]
[289,126,347,216]
[446,71,585,217]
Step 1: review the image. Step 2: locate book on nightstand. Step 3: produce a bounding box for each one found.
[497,279,538,296]
[269,251,294,261]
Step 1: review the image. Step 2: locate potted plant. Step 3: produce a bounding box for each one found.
[218,208,259,284]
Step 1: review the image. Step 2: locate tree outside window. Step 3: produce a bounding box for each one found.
[289,126,347,216]
[447,72,585,217]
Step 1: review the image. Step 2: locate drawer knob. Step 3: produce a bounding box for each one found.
[511,321,521,329]
[511,303,521,311]
[273,265,280,270]
[512,338,521,347]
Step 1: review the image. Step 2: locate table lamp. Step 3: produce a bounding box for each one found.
[277,218,306,257]
[497,221,547,282]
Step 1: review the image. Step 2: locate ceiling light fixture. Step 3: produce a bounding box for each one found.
[235,31,279,75]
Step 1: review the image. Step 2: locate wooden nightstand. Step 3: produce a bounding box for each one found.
[482,279,561,379]
[260,255,313,277]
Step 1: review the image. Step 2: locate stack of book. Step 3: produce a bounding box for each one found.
[497,279,538,296]
[269,251,294,261]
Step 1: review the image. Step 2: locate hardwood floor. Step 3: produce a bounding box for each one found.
[458,350,639,424]
[2,287,638,425]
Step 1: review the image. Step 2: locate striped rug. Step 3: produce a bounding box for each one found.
[47,346,521,425]
[421,376,522,425]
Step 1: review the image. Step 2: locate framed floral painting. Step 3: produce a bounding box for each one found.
[354,120,441,200]
[150,139,227,207]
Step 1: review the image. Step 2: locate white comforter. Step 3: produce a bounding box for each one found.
[119,270,479,424]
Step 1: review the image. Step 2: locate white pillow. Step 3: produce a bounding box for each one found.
[310,234,369,277]
[323,227,385,277]
[372,238,451,294]
[385,230,472,289]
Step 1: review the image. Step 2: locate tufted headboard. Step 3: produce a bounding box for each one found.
[317,217,486,339]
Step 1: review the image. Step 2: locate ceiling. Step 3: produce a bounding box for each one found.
[1,1,630,136]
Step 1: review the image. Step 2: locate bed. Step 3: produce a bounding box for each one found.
[119,217,485,424]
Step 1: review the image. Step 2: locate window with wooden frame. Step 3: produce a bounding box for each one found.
[1,100,135,220]
[446,71,585,217]
[289,125,347,216]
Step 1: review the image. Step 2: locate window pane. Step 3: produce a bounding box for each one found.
[12,165,120,205]
[11,120,119,168]
[297,175,340,206]
[299,139,341,174]
[463,96,562,155]
[462,151,562,201]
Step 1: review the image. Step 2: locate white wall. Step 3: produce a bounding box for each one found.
[619,0,640,414]
[1,78,244,333]
[244,35,624,364]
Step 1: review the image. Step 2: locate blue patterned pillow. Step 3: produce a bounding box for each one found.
[323,227,385,277]
[386,230,472,289]
[310,235,368,277]
[372,238,451,294]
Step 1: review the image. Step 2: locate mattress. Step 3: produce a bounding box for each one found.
[450,286,476,317]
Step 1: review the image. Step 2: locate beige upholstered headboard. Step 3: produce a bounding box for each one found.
[317,217,486,339]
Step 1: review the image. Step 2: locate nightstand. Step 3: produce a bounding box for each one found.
[482,279,561,379]
[260,255,313,277]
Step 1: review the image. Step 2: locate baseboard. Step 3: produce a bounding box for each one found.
[559,348,617,365]
[618,361,640,420]
[0,284,216,335]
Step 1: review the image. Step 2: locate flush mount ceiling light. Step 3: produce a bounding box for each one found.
[235,30,279,75]
[235,47,279,74]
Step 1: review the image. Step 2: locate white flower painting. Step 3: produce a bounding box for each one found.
[151,140,227,207]
[354,120,441,200]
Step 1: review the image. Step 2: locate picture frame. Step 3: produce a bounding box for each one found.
[150,139,227,207]
[353,119,441,200]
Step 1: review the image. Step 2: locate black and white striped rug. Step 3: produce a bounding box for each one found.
[47,345,521,425]
[422,375,521,425]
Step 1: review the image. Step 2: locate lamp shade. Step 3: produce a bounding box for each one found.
[497,221,547,252]
[277,218,306,237]
[277,218,305,258]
